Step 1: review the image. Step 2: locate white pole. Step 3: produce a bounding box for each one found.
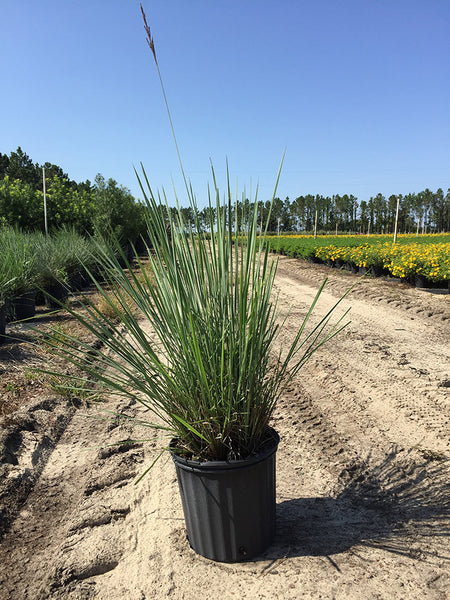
[393,196,400,243]
[313,210,318,239]
[42,167,48,236]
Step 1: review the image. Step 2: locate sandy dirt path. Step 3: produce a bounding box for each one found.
[0,257,449,599]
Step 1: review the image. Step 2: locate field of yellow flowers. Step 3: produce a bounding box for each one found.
[266,233,450,284]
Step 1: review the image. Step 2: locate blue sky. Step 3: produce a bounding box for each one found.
[1,0,449,206]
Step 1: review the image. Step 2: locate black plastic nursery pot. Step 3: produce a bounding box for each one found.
[415,274,433,289]
[12,291,36,321]
[171,427,280,563]
[370,265,386,277]
[45,281,68,309]
[307,256,323,265]
[0,306,6,343]
[415,274,447,291]
[68,271,85,292]
[35,290,46,306]
[345,262,359,274]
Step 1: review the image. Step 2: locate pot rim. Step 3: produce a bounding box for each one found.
[170,427,280,473]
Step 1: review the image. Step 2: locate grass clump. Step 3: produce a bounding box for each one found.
[40,165,349,463]
[37,5,351,466]
[0,227,39,299]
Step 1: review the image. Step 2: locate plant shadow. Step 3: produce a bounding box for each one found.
[264,447,449,564]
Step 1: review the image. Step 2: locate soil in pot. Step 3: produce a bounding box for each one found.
[171,428,280,563]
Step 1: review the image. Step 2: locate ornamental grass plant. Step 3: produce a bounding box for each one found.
[0,227,39,297]
[37,4,350,469]
[40,166,350,465]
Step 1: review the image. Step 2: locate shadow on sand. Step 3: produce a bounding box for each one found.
[265,447,449,566]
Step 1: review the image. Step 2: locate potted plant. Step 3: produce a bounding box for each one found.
[34,234,71,308]
[0,227,39,321]
[0,259,14,342]
[50,227,92,292]
[0,228,17,337]
[41,166,350,561]
[39,6,351,562]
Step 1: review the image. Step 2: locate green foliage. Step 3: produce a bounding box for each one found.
[1,148,448,236]
[5,147,40,187]
[92,174,143,243]
[0,153,10,179]
[0,176,43,230]
[0,243,16,307]
[39,165,349,464]
[44,175,91,232]
[0,227,40,296]
[0,148,146,242]
[34,228,98,287]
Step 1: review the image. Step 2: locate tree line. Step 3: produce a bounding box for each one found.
[163,189,450,235]
[0,147,144,242]
[1,147,448,237]
[264,190,450,234]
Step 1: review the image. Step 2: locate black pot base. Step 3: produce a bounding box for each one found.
[171,428,280,563]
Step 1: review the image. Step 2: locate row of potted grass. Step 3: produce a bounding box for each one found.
[0,227,122,339]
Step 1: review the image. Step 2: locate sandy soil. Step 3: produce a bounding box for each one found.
[0,257,449,600]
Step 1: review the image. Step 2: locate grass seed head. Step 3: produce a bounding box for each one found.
[140,3,157,64]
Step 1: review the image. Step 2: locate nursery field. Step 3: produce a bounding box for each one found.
[267,233,450,285]
[0,256,449,599]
